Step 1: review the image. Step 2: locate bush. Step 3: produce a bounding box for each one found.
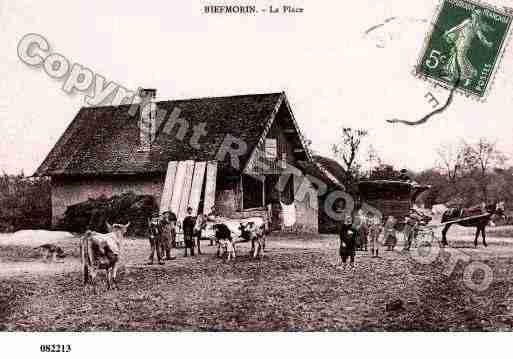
[58,192,158,236]
[0,173,51,232]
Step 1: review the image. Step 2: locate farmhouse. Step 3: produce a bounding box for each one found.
[35,91,329,233]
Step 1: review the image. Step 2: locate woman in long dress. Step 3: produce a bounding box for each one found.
[383,216,397,251]
[441,9,494,86]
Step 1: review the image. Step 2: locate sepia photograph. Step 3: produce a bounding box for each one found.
[2,0,513,356]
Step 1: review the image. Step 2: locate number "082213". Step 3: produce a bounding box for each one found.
[40,344,71,353]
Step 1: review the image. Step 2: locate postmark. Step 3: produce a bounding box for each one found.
[416,0,512,99]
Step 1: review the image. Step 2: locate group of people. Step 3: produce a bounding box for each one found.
[338,212,421,269]
[147,207,203,265]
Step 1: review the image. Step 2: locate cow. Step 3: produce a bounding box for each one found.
[235,222,266,259]
[80,222,130,290]
[201,215,268,258]
[212,223,235,261]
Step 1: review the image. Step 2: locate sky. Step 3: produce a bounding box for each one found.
[2,0,513,175]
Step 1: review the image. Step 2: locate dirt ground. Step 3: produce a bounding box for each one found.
[2,228,513,331]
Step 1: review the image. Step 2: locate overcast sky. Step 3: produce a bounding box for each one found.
[2,0,513,175]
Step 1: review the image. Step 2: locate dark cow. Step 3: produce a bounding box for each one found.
[212,223,235,260]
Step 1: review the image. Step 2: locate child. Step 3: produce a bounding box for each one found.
[368,216,382,258]
[402,216,415,251]
[383,216,397,251]
[358,218,369,252]
[161,211,177,260]
[182,207,196,257]
[339,215,356,269]
[148,211,165,265]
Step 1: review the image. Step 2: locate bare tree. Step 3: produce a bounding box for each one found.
[331,127,368,180]
[435,141,465,188]
[462,138,507,202]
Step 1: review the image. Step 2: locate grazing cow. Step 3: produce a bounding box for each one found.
[80,222,130,290]
[235,222,266,259]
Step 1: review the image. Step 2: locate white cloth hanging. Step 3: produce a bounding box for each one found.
[281,201,296,227]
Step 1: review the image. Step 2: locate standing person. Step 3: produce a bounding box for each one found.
[352,211,363,251]
[182,207,196,257]
[358,215,369,252]
[383,216,397,251]
[147,211,165,265]
[368,216,383,258]
[339,215,356,269]
[161,211,177,260]
[402,216,415,251]
[193,214,207,255]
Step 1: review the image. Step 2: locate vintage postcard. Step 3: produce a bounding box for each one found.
[3,0,513,357]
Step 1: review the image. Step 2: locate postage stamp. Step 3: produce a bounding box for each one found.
[416,0,512,99]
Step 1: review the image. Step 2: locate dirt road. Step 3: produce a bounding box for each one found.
[1,230,513,331]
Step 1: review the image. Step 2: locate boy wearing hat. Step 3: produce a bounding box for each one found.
[148,211,165,265]
[161,211,177,260]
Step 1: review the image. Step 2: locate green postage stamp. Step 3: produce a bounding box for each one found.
[416,0,512,99]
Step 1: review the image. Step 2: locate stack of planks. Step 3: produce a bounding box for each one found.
[159,160,217,221]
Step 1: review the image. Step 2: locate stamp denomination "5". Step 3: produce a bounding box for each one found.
[416,0,512,99]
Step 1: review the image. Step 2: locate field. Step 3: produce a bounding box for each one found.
[2,227,513,331]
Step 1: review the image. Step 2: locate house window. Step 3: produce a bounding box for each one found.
[264,138,277,159]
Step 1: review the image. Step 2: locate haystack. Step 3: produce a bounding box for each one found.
[58,192,157,236]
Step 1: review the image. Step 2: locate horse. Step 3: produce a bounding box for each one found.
[441,201,505,248]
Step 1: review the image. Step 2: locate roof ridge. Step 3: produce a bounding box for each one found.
[85,91,284,109]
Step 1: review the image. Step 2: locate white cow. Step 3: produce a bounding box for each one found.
[80,222,130,290]
[200,215,268,257]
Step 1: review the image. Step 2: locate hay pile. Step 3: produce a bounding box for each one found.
[58,192,157,236]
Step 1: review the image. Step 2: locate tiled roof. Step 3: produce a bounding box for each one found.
[35,92,285,176]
